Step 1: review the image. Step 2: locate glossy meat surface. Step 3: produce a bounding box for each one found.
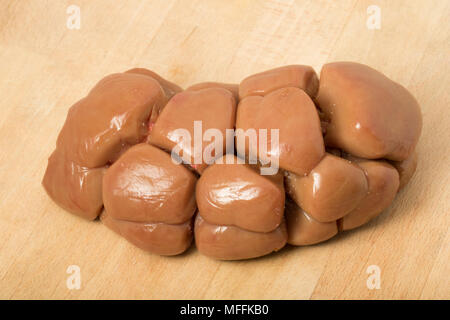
[103,143,197,224]
[42,63,422,260]
[316,62,422,161]
[196,155,285,232]
[125,68,183,100]
[236,87,324,176]
[102,143,197,254]
[285,153,368,222]
[194,215,287,260]
[285,198,338,246]
[187,82,239,102]
[342,159,400,230]
[101,211,193,256]
[239,65,319,100]
[43,70,172,220]
[42,150,106,220]
[148,88,237,173]
[57,73,167,167]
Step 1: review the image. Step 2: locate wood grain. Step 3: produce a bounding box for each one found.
[0,0,448,299]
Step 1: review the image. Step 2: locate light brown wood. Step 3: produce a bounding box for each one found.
[0,0,449,299]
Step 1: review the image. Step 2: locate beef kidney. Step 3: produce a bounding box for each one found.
[42,62,422,260]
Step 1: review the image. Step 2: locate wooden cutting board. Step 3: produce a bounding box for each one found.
[0,0,449,299]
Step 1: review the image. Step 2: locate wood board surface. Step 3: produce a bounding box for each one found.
[0,0,449,299]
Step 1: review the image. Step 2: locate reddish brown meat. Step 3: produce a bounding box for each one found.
[194,215,287,260]
[236,87,324,176]
[148,88,237,174]
[239,65,319,99]
[285,153,368,222]
[43,70,173,220]
[196,155,285,232]
[42,62,422,260]
[316,62,422,161]
[285,198,338,246]
[187,82,239,102]
[102,143,197,255]
[341,158,400,230]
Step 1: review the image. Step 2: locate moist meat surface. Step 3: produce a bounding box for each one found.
[43,62,422,260]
